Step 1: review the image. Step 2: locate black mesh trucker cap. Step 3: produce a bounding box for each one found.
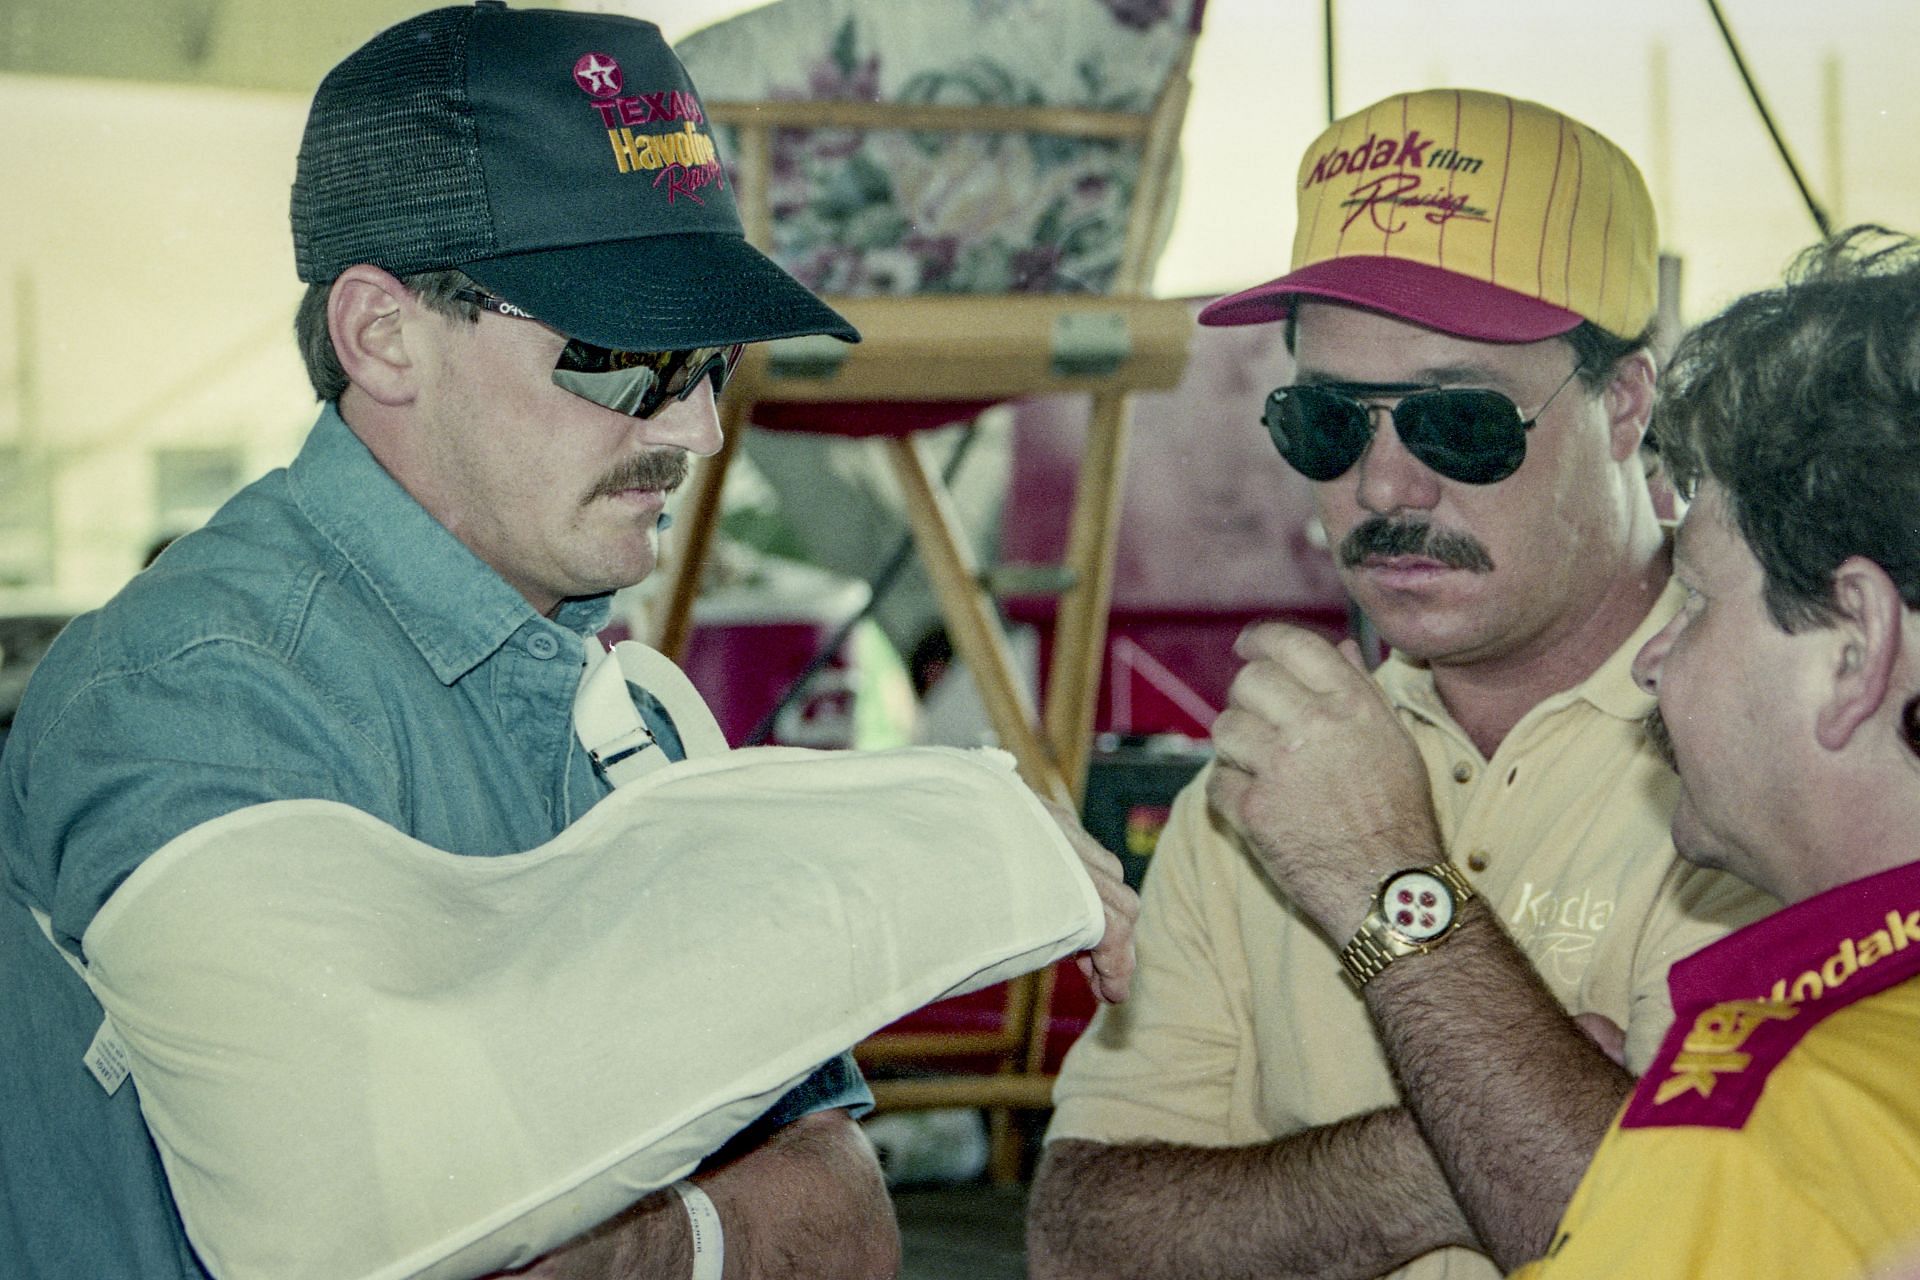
[291,1,858,351]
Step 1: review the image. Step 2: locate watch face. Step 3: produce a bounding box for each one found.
[1383,870,1455,943]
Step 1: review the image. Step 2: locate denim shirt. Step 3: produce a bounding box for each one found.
[0,406,866,1279]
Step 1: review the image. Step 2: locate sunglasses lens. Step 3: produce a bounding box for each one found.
[656,345,743,403]
[1396,389,1527,484]
[1263,386,1374,481]
[551,344,744,418]
[552,363,665,416]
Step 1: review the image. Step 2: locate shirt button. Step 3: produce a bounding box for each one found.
[1451,762,1473,783]
[526,632,560,660]
[1466,850,1490,872]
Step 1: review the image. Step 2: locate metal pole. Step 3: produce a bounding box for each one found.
[1704,0,1832,238]
[1648,42,1674,243]
[16,270,53,587]
[1322,0,1336,124]
[1822,52,1844,227]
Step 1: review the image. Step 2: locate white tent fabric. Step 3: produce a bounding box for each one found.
[66,645,1100,1278]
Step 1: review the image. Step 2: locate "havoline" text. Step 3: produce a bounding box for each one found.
[607,121,719,175]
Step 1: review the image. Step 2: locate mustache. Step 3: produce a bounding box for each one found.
[1642,707,1678,773]
[1338,517,1495,573]
[585,449,690,503]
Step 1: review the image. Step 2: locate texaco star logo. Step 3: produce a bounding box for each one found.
[573,52,622,99]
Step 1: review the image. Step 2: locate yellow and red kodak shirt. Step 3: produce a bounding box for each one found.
[1513,859,1920,1279]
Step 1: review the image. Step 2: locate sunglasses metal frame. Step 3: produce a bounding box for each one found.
[448,287,743,420]
[1261,364,1583,486]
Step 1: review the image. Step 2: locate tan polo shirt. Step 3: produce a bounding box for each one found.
[1045,579,1776,1280]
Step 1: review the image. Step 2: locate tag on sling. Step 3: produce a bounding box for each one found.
[85,1018,131,1095]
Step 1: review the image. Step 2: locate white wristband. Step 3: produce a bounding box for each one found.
[670,1179,725,1280]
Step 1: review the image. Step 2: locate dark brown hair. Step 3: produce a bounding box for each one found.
[1655,226,1920,632]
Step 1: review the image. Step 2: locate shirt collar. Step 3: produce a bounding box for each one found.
[1375,573,1685,729]
[287,406,611,685]
[1573,573,1685,721]
[1668,858,1920,1011]
[1623,858,1914,1132]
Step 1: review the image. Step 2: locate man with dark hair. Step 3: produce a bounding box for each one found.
[1029,88,1770,1280]
[1509,227,1920,1278]
[0,5,1135,1279]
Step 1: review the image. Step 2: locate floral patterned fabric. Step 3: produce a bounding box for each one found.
[674,0,1194,297]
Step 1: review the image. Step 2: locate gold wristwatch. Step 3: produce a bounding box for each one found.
[1338,861,1478,989]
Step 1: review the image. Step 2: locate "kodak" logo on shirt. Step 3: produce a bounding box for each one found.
[1652,907,1920,1107]
[1765,907,1920,1005]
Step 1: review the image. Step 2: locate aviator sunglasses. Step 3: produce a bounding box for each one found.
[451,287,744,420]
[1261,364,1582,485]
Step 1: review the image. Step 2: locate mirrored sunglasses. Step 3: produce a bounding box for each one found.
[451,288,744,420]
[1261,365,1581,485]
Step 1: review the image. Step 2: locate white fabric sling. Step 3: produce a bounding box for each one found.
[573,636,729,784]
[55,640,1102,1279]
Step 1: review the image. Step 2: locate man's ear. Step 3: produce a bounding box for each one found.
[328,265,421,408]
[1602,349,1658,463]
[1816,555,1906,751]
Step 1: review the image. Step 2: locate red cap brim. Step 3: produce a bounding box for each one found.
[1196,256,1586,343]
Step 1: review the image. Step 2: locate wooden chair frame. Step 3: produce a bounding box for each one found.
[653,28,1200,1181]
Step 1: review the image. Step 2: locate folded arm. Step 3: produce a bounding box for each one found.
[1030,765,1483,1279]
[1358,908,1632,1267]
[1028,1108,1479,1280]
[1208,624,1634,1268]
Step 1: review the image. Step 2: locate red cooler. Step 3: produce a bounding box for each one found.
[678,566,871,749]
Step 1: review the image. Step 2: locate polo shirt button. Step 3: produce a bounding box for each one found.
[1466,850,1490,872]
[1451,762,1473,783]
[526,632,560,660]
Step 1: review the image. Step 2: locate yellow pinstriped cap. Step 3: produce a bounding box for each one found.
[1199,88,1657,342]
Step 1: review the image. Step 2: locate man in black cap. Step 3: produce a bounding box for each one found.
[0,5,1135,1278]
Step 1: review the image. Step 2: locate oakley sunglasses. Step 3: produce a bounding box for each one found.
[451,287,744,420]
[1261,364,1582,485]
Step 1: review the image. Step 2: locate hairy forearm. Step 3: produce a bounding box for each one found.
[702,1108,899,1278]
[506,1109,898,1279]
[496,1186,689,1279]
[1201,624,1637,1273]
[1365,906,1634,1271]
[1026,1109,1480,1280]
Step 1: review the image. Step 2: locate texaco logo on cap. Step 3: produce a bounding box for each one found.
[573,52,622,99]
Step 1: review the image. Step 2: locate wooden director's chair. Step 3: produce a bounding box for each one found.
[664,0,1208,1181]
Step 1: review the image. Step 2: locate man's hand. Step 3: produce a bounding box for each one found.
[1206,622,1443,940]
[1040,800,1138,1003]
